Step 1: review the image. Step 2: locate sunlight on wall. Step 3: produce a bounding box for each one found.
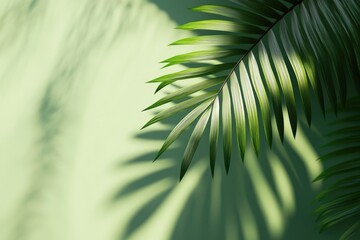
[0,0,185,239]
[126,161,207,240]
[270,155,295,215]
[285,126,323,187]
[246,149,285,239]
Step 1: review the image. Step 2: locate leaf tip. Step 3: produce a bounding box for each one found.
[141,118,156,129]
[142,106,150,112]
[253,145,260,157]
[210,165,215,178]
[169,41,178,46]
[241,156,245,164]
[161,63,173,69]
[307,119,312,128]
[155,88,161,93]
[291,126,297,138]
[268,139,273,149]
[312,176,321,183]
[175,25,186,30]
[179,168,187,182]
[225,164,230,174]
[147,78,157,83]
[153,151,162,162]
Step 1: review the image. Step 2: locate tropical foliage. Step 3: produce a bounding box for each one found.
[315,98,360,239]
[144,0,360,238]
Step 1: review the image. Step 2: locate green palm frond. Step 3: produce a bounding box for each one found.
[314,98,360,240]
[144,0,360,179]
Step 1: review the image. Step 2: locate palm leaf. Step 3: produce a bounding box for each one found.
[144,0,360,178]
[314,98,360,239]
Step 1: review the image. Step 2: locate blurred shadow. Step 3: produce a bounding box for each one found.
[9,1,139,239]
[107,0,330,240]
[109,1,352,240]
[111,109,339,240]
[150,0,226,25]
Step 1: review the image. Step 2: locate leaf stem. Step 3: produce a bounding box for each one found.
[212,0,304,106]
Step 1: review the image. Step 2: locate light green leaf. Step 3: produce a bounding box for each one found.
[258,41,284,141]
[144,77,223,110]
[154,100,213,160]
[222,83,232,173]
[239,62,260,155]
[280,22,312,126]
[192,5,272,26]
[229,72,246,160]
[180,108,211,180]
[209,96,220,177]
[162,49,245,67]
[268,30,297,137]
[149,63,234,83]
[178,20,265,34]
[143,92,216,129]
[248,52,272,147]
[170,35,257,46]
[152,63,234,92]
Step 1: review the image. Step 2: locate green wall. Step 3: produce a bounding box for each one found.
[0,0,348,239]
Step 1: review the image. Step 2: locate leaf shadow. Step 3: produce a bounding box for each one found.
[109,1,349,239]
[110,106,339,240]
[149,0,227,25]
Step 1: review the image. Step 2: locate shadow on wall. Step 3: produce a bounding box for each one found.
[112,105,346,240]
[6,1,153,240]
[110,1,350,240]
[150,0,227,24]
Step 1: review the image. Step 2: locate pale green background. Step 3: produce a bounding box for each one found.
[0,0,347,239]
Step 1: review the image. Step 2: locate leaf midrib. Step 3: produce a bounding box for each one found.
[212,0,304,106]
